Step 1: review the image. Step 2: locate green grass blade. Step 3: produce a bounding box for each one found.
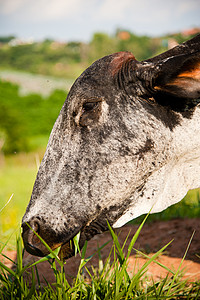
[133,248,175,275]
[121,229,131,251]
[81,240,87,259]
[16,234,23,274]
[19,246,61,276]
[125,240,173,299]
[73,232,81,257]
[107,222,125,264]
[166,231,195,296]
[0,260,16,277]
[0,253,17,266]
[24,267,36,300]
[126,212,150,259]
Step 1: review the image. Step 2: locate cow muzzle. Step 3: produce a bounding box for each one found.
[22,218,85,259]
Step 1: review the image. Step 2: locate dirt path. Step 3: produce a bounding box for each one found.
[1,218,200,284]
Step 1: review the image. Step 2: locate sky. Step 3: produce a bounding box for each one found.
[0,0,200,42]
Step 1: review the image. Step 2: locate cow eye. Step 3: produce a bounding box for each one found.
[82,102,99,112]
[78,100,102,127]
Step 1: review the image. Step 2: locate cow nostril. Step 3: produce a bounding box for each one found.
[22,219,40,236]
[22,219,48,257]
[28,220,41,245]
[30,220,40,234]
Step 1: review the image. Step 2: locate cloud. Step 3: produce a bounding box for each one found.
[178,0,200,15]
[1,0,199,24]
[0,0,83,21]
[96,0,134,21]
[31,0,83,20]
[0,0,25,14]
[0,0,199,41]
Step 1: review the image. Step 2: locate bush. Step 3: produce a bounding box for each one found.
[0,83,29,154]
[0,80,67,154]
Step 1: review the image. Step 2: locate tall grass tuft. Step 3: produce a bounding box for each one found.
[0,216,200,299]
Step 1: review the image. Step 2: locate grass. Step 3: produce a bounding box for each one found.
[0,216,200,299]
[0,152,41,247]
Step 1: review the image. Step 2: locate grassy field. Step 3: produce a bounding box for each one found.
[0,151,44,248]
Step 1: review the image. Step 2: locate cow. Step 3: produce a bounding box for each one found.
[22,34,200,259]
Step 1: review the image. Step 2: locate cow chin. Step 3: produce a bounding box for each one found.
[58,231,87,259]
[59,218,111,259]
[58,241,74,259]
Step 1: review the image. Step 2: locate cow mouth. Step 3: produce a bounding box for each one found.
[58,240,75,259]
[22,218,105,259]
[23,236,80,259]
[22,220,86,259]
[23,235,81,259]
[23,239,74,259]
[58,230,88,259]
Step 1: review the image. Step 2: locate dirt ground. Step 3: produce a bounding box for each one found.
[2,218,200,285]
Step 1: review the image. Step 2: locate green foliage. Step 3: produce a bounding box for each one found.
[21,89,66,136]
[0,80,67,154]
[1,221,200,299]
[0,82,29,154]
[0,36,15,43]
[0,40,85,78]
[116,31,153,60]
[0,31,196,79]
[89,32,117,62]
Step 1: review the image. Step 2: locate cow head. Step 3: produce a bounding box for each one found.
[22,34,200,259]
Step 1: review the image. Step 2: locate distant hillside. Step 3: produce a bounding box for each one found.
[0,30,198,79]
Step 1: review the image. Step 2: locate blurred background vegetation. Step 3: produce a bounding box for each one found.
[0,29,199,246]
[0,29,197,155]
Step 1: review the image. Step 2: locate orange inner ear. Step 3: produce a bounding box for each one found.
[178,63,200,80]
[154,62,200,91]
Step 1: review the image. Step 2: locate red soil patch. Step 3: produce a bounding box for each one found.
[1,218,200,285]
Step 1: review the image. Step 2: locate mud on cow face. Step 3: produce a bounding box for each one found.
[22,35,200,259]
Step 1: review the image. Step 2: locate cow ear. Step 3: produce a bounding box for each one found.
[152,52,200,112]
